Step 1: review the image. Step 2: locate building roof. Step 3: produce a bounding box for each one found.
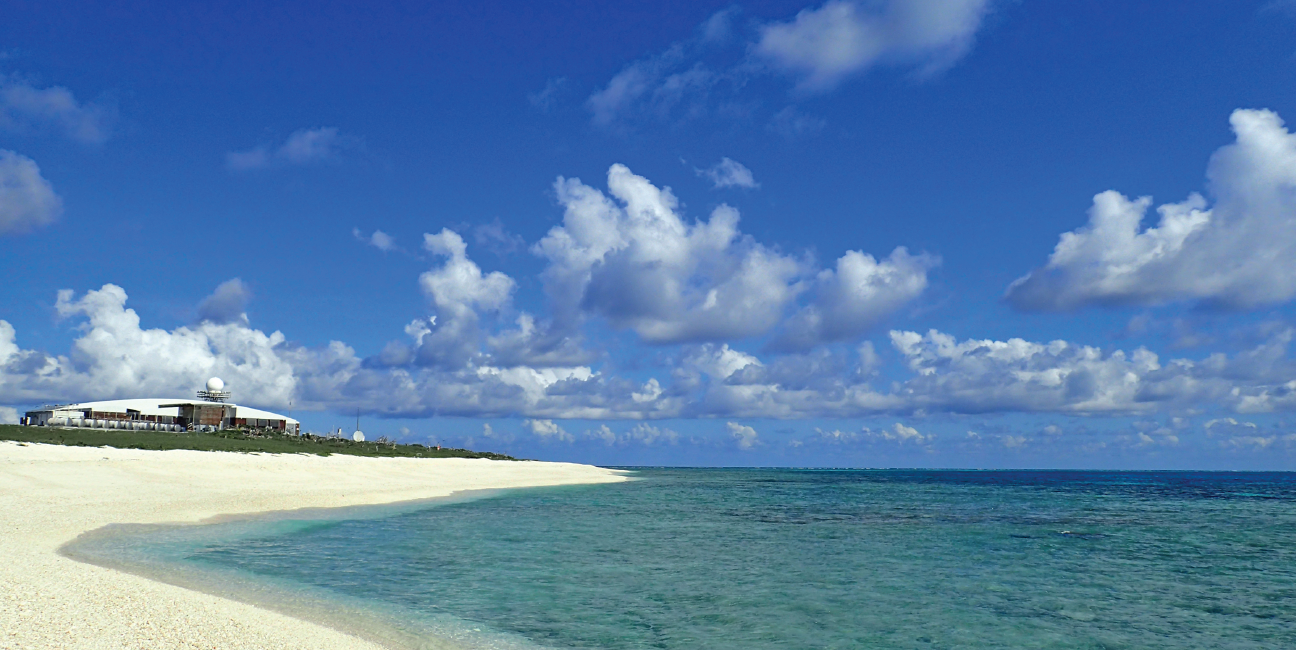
[36,398,298,425]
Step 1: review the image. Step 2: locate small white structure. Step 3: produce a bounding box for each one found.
[352,431,365,442]
[196,376,231,402]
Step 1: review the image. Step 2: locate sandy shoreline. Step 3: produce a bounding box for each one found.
[0,441,628,649]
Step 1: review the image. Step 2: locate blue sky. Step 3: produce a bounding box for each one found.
[3,0,1296,468]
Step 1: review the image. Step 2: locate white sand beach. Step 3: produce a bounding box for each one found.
[0,442,627,649]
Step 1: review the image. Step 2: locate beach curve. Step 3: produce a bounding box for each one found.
[0,441,627,649]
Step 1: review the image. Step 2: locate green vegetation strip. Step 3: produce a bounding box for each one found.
[0,424,516,460]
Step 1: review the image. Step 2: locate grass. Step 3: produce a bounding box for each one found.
[0,424,517,460]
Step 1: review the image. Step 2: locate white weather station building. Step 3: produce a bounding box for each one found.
[22,377,300,434]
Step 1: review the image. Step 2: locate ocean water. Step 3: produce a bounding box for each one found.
[69,470,1296,649]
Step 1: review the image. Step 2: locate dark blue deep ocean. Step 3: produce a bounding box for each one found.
[95,470,1296,649]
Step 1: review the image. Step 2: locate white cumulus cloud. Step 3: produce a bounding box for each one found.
[5,283,1296,429]
[587,424,618,445]
[808,427,860,444]
[523,418,574,442]
[535,164,801,342]
[683,344,763,381]
[627,422,679,445]
[1204,417,1257,434]
[756,0,994,91]
[890,329,1162,414]
[407,229,516,369]
[354,228,397,252]
[0,284,295,408]
[535,164,927,345]
[864,422,929,443]
[697,157,759,189]
[196,278,252,325]
[0,284,607,421]
[586,2,994,127]
[585,422,680,446]
[0,150,61,235]
[1203,418,1294,450]
[1001,434,1028,448]
[727,421,760,449]
[422,229,515,314]
[774,248,936,351]
[1007,109,1296,311]
[0,76,114,143]
[1128,421,1179,447]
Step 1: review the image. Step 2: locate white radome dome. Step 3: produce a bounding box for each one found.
[206,377,225,392]
[353,431,365,442]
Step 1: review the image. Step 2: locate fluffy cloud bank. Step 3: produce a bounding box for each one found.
[1007,109,1296,311]
[535,164,930,346]
[890,329,1160,414]
[0,285,295,408]
[3,283,1296,424]
[0,283,611,419]
[0,150,62,235]
[6,152,1295,426]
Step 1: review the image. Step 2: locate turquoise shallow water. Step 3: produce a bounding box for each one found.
[75,470,1296,649]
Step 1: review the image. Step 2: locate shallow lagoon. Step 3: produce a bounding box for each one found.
[69,470,1296,649]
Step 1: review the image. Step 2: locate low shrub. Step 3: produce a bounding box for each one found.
[0,424,516,460]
